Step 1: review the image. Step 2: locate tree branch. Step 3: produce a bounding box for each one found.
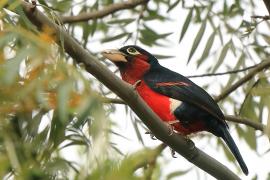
[263,0,270,16]
[225,115,265,131]
[61,0,149,24]
[101,97,126,104]
[214,60,270,102]
[20,1,241,179]
[251,15,270,20]
[187,64,258,78]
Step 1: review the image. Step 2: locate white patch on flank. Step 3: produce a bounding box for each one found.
[169,98,182,113]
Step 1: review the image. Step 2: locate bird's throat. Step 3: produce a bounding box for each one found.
[120,59,150,85]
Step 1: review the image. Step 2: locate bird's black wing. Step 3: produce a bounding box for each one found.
[144,65,226,123]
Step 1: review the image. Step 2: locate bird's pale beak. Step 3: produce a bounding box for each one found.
[101,49,127,62]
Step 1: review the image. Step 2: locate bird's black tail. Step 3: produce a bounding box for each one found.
[220,127,249,175]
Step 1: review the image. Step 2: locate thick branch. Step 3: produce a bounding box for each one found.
[263,0,270,16]
[20,1,240,179]
[214,60,270,102]
[61,0,149,23]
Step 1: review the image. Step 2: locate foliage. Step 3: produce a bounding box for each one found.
[1,0,270,179]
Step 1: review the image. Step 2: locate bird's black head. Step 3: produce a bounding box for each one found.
[102,45,159,67]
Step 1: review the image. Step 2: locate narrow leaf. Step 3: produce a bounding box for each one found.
[245,127,257,150]
[153,54,174,59]
[57,81,72,122]
[197,30,216,68]
[224,53,245,87]
[107,18,135,25]
[251,86,270,96]
[179,8,193,42]
[102,32,129,43]
[211,40,231,72]
[266,108,270,142]
[167,169,191,179]
[187,20,207,64]
[167,0,181,12]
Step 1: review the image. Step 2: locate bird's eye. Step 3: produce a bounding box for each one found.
[127,47,140,55]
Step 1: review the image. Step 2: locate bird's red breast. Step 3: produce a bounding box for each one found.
[121,66,205,135]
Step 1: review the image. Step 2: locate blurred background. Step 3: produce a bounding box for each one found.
[1,0,270,179]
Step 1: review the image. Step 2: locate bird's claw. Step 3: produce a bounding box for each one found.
[165,121,178,136]
[170,148,177,158]
[132,80,142,90]
[145,131,156,140]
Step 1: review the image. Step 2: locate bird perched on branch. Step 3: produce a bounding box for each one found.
[102,45,248,175]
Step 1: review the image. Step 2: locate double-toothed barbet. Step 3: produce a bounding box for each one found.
[102,45,248,175]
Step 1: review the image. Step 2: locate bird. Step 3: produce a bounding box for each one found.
[102,45,248,175]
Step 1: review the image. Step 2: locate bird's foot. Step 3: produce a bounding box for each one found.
[165,121,178,136]
[170,147,177,158]
[145,131,156,140]
[132,80,142,90]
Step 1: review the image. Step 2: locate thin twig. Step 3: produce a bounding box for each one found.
[251,15,270,20]
[187,64,258,78]
[214,60,270,102]
[61,0,149,23]
[225,115,265,131]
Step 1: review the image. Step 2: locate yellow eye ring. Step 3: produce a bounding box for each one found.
[127,47,141,55]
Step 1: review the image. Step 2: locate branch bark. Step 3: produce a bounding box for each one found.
[61,0,149,23]
[20,1,241,179]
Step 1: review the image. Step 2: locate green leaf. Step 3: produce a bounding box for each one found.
[139,25,171,46]
[91,20,98,36]
[107,18,135,25]
[197,30,216,68]
[54,0,72,12]
[230,39,236,56]
[251,86,270,96]
[245,127,257,150]
[102,32,129,43]
[132,118,144,145]
[217,26,224,44]
[267,173,270,180]
[218,139,234,162]
[73,97,97,128]
[240,95,258,121]
[179,8,193,42]
[224,53,245,87]
[167,0,181,12]
[211,40,231,72]
[1,47,29,84]
[187,19,206,64]
[15,5,37,31]
[235,125,245,139]
[167,169,191,179]
[57,81,73,122]
[153,54,175,59]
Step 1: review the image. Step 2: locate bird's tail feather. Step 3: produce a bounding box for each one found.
[220,127,249,175]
